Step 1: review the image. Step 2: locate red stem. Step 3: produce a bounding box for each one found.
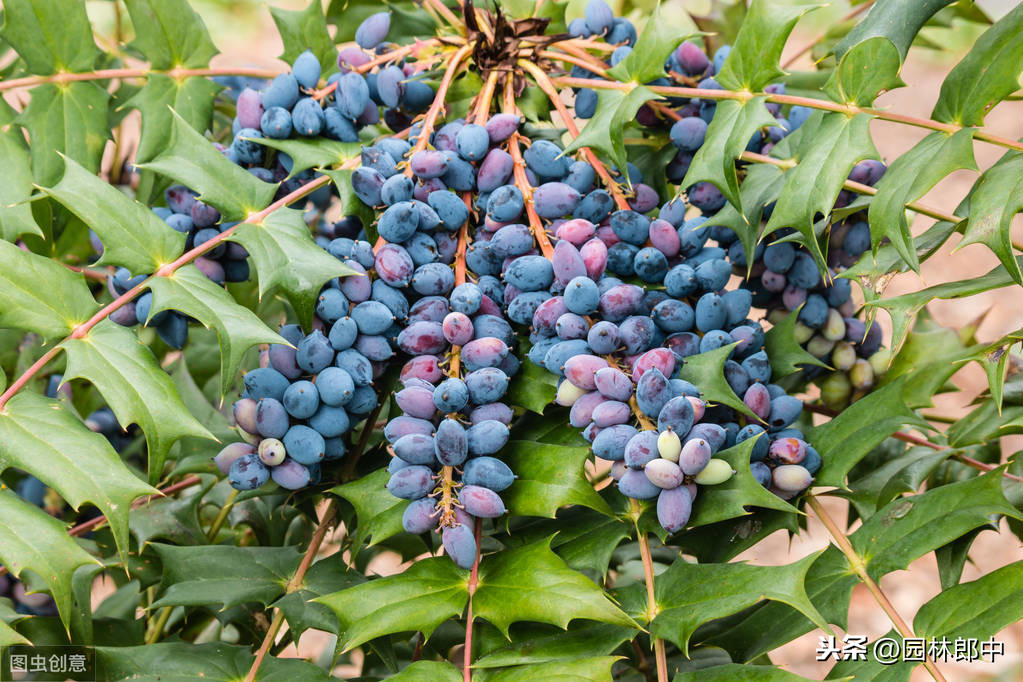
[463,518,483,682]
[0,66,280,92]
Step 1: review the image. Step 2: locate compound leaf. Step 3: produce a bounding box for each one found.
[61,320,215,484]
[0,490,100,632]
[0,393,156,562]
[147,264,285,397]
[0,239,99,339]
[42,155,186,274]
[124,0,218,70]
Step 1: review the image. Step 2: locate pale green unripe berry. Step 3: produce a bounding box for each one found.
[820,371,851,408]
[693,458,734,485]
[831,341,857,371]
[849,358,875,390]
[555,379,587,406]
[806,335,835,359]
[657,429,681,462]
[767,308,788,326]
[237,426,260,445]
[793,321,815,344]
[868,347,891,376]
[821,308,846,341]
[258,438,287,466]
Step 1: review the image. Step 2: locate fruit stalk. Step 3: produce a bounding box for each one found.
[630,498,668,682]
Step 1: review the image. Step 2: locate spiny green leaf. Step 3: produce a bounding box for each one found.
[18,82,110,186]
[0,239,99,339]
[834,447,950,520]
[811,377,926,488]
[689,437,799,528]
[256,138,360,178]
[273,558,364,637]
[715,0,823,92]
[231,207,359,327]
[931,3,1023,126]
[643,553,827,656]
[675,664,817,681]
[150,544,303,610]
[129,478,213,547]
[607,2,689,84]
[677,343,755,420]
[833,0,955,62]
[317,556,468,652]
[475,657,619,681]
[61,320,215,484]
[125,75,222,163]
[823,36,904,106]
[763,308,830,378]
[501,440,613,517]
[868,256,1023,353]
[879,314,980,409]
[563,86,656,178]
[148,264,285,397]
[390,661,461,682]
[0,618,29,647]
[0,109,41,241]
[271,0,337,77]
[123,0,218,70]
[510,506,629,576]
[42,156,186,273]
[137,110,277,221]
[681,97,777,213]
[0,393,156,563]
[95,641,331,681]
[868,130,975,272]
[946,401,1023,447]
[764,111,878,268]
[0,0,100,74]
[955,151,1023,286]
[700,162,785,275]
[678,509,799,564]
[505,354,558,414]
[0,490,100,632]
[474,538,637,637]
[330,468,407,550]
[915,559,1023,639]
[473,623,634,669]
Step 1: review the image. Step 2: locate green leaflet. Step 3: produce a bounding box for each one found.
[150,544,304,610]
[677,343,756,419]
[823,36,904,106]
[271,0,338,76]
[229,208,360,327]
[61,320,215,484]
[147,264,285,397]
[675,664,816,681]
[954,151,1023,286]
[931,3,1023,126]
[868,130,975,272]
[0,393,156,563]
[330,469,407,551]
[125,75,222,163]
[123,0,218,70]
[389,661,461,681]
[0,104,41,241]
[715,0,824,92]
[915,559,1023,640]
[763,308,830,378]
[475,657,619,681]
[505,499,629,576]
[500,440,613,517]
[42,156,186,274]
[835,447,950,521]
[607,2,689,84]
[0,0,100,74]
[0,239,99,339]
[137,110,278,221]
[681,97,777,213]
[764,111,879,268]
[272,558,365,637]
[640,553,828,656]
[833,0,955,62]
[18,82,110,186]
[811,377,927,488]
[562,86,656,179]
[473,623,634,669]
[0,490,100,633]
[504,355,558,414]
[254,138,361,178]
[95,642,331,681]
